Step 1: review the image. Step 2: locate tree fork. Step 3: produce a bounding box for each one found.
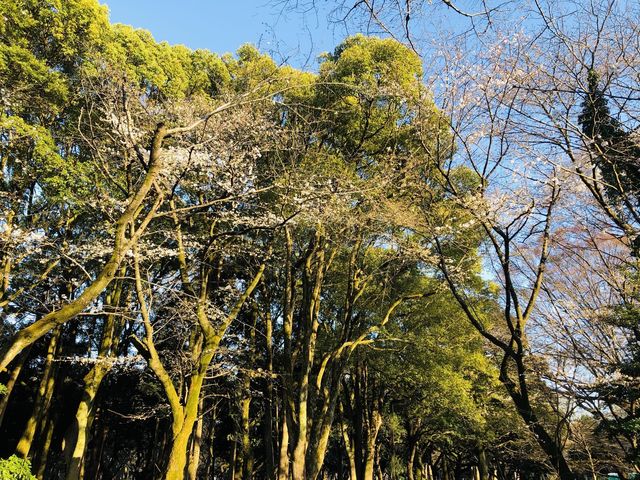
[0,124,168,372]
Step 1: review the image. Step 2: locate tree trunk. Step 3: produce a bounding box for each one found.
[277,407,290,480]
[277,227,294,480]
[235,379,252,480]
[165,367,207,480]
[158,237,264,480]
[33,409,56,479]
[478,447,489,480]
[502,370,575,480]
[236,309,256,480]
[64,364,112,480]
[408,443,417,480]
[15,327,60,458]
[443,456,452,480]
[291,412,308,480]
[306,362,346,480]
[65,277,125,480]
[362,411,381,480]
[205,405,217,479]
[417,454,425,480]
[163,267,264,480]
[375,444,383,480]
[426,462,434,480]
[291,233,325,480]
[345,361,383,480]
[263,294,275,480]
[85,415,108,480]
[341,418,357,480]
[231,440,238,480]
[0,346,31,427]
[187,398,204,480]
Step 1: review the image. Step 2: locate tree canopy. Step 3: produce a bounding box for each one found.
[2,0,640,479]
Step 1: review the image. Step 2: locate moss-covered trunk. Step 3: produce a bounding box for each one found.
[163,264,265,480]
[15,327,60,458]
[187,398,204,480]
[165,365,208,480]
[64,362,111,480]
[65,276,126,480]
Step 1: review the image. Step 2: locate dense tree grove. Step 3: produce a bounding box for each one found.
[2,0,640,479]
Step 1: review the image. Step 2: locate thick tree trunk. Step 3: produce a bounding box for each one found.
[478,447,489,480]
[65,277,125,480]
[362,411,381,480]
[291,413,308,480]
[306,391,340,480]
[362,441,376,480]
[33,408,57,479]
[277,407,290,480]
[166,430,192,480]
[15,327,60,458]
[407,443,417,480]
[165,366,207,480]
[64,362,111,480]
[502,362,574,480]
[187,398,204,480]
[341,419,357,480]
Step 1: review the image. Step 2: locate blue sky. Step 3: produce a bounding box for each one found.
[99,1,347,68]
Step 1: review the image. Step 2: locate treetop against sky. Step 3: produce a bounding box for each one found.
[100,0,473,69]
[100,0,341,68]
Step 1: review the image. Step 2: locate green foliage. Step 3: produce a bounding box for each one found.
[0,456,36,480]
[96,24,235,100]
[189,48,231,96]
[594,294,640,463]
[0,43,68,113]
[578,69,640,222]
[0,115,94,203]
[0,383,7,397]
[314,35,429,159]
[320,34,423,96]
[231,44,277,76]
[381,288,498,431]
[0,0,109,67]
[103,25,190,99]
[0,0,109,212]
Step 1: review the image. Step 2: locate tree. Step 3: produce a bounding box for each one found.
[5,0,640,479]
